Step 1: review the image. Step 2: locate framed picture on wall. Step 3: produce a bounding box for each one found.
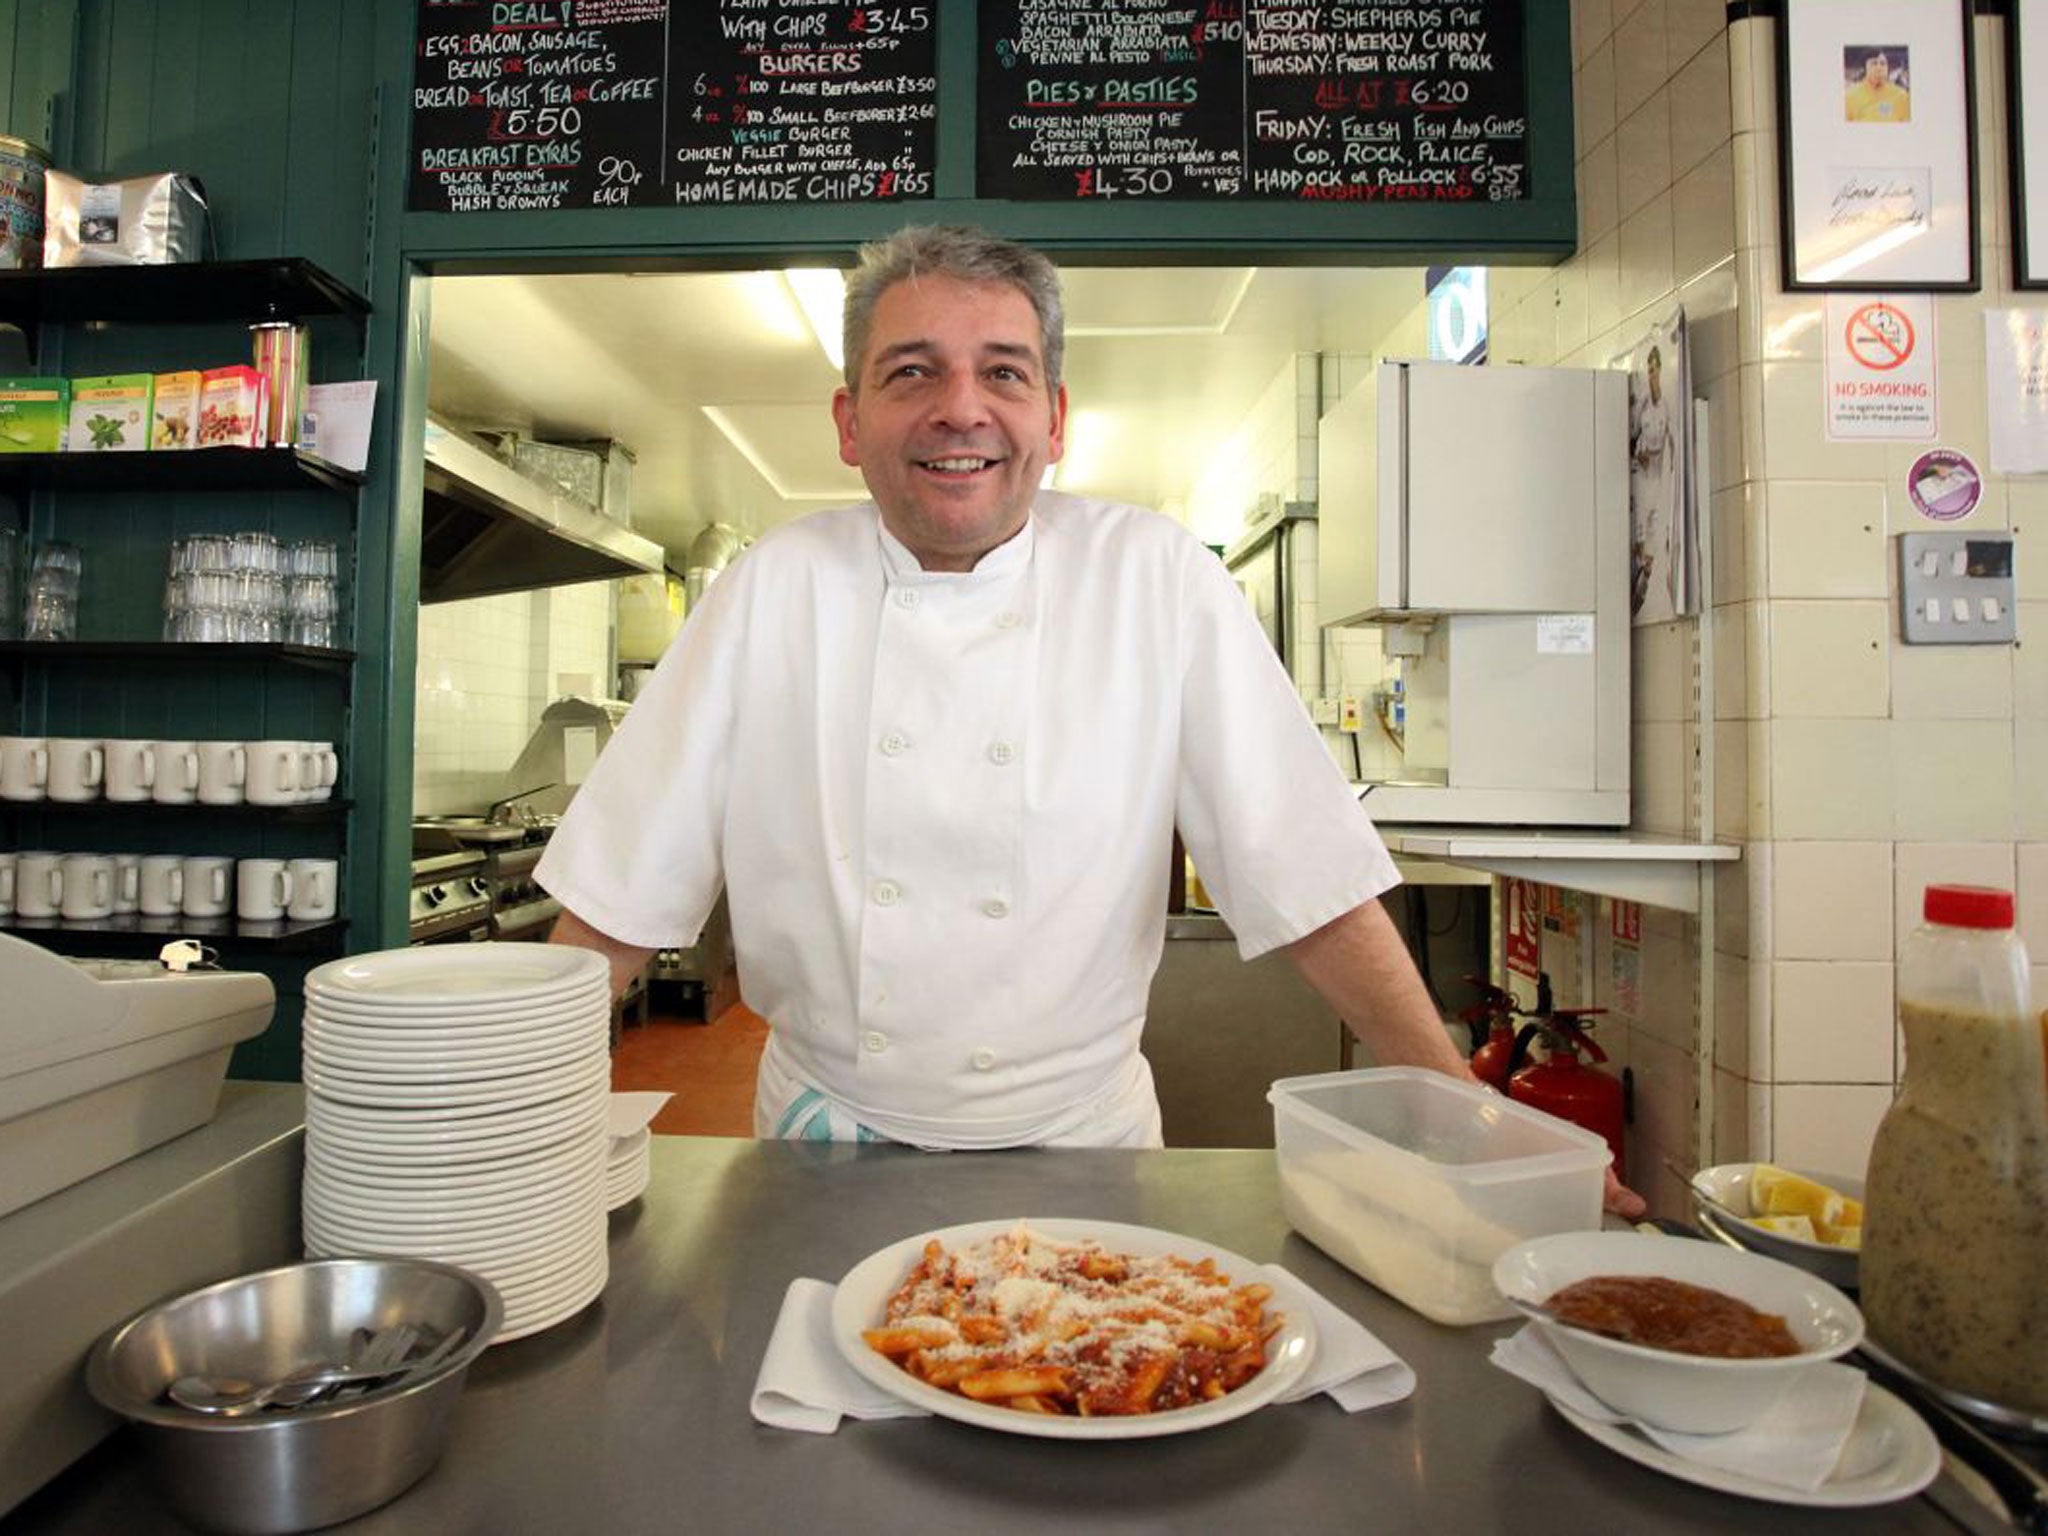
[2014,0,2047,287]
[1778,0,1980,290]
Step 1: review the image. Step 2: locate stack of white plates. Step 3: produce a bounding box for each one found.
[300,944,612,1344]
[607,1126,651,1209]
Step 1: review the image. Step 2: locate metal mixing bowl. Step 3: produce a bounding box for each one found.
[85,1257,501,1535]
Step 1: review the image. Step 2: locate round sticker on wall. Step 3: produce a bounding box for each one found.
[1906,448,1982,521]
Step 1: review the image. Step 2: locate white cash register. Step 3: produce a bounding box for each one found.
[0,932,273,1219]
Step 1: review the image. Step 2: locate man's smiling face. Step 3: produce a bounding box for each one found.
[831,273,1067,572]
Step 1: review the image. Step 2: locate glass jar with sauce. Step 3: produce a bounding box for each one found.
[1860,884,2048,1416]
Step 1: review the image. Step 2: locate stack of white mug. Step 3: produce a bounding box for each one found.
[0,849,339,924]
[0,736,339,805]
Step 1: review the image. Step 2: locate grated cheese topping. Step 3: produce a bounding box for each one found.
[870,1223,1277,1415]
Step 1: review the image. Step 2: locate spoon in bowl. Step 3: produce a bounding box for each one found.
[167,1361,407,1416]
[1503,1296,1635,1343]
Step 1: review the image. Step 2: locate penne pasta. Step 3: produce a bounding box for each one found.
[865,1224,1278,1418]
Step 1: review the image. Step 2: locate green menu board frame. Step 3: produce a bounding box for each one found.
[398,0,1574,266]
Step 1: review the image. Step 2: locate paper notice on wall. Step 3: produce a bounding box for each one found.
[303,380,376,471]
[1610,942,1643,1019]
[1986,310,2048,473]
[1825,294,1936,439]
[1536,615,1594,654]
[563,725,597,786]
[1505,878,1542,980]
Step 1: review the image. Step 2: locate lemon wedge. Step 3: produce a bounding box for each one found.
[1746,1213,1818,1242]
[1751,1164,1862,1233]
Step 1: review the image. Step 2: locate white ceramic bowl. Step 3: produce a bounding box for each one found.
[1689,1163,1862,1291]
[1492,1231,1864,1433]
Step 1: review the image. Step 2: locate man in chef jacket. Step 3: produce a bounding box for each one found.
[539,224,1643,1213]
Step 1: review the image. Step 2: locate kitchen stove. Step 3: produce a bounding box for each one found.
[412,817,560,944]
[408,848,491,944]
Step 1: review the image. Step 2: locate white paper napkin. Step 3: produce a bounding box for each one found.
[751,1279,934,1433]
[608,1091,671,1140]
[1258,1265,1416,1412]
[1490,1324,1866,1491]
[750,1266,1414,1434]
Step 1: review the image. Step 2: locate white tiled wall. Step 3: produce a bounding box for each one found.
[413,581,615,815]
[1727,11,2047,1183]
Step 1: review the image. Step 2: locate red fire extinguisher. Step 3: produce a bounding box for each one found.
[1505,974,1628,1182]
[1460,977,1520,1092]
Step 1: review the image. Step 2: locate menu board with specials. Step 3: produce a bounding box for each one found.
[409,0,938,212]
[978,0,1530,205]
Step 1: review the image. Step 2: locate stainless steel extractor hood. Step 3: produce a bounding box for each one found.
[420,415,665,603]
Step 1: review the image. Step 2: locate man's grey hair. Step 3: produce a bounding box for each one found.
[840,225,1065,394]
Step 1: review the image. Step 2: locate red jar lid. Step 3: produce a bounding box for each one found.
[1923,884,2015,929]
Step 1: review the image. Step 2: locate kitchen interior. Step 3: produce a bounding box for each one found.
[7,0,2048,1526]
[410,259,1507,1145]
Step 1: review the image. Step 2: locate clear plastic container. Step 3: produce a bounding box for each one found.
[1861,884,2047,1416]
[1267,1067,1610,1324]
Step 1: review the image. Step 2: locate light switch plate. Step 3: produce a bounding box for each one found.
[1897,532,2016,645]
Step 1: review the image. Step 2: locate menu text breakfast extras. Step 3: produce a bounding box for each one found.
[408,0,938,212]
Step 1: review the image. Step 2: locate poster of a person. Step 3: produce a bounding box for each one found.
[1627,314,1691,626]
[1844,44,1911,123]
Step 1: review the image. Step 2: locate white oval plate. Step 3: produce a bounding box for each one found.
[306,1143,604,1204]
[605,1163,651,1211]
[303,1032,599,1082]
[304,990,607,1031]
[494,1253,609,1345]
[306,1082,607,1137]
[1550,1380,1939,1507]
[830,1217,1316,1440]
[305,1003,606,1047]
[303,1054,607,1109]
[306,945,606,1005]
[307,1114,607,1169]
[305,1209,604,1277]
[305,1198,594,1255]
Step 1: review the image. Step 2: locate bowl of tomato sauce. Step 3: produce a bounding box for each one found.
[1492,1231,1864,1433]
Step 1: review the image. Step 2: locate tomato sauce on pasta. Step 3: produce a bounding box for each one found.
[861,1225,1279,1417]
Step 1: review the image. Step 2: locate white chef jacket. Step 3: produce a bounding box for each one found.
[536,492,1400,1148]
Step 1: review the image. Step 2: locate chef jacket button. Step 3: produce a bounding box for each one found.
[971,1047,997,1071]
[996,610,1023,629]
[982,897,1010,920]
[873,879,902,906]
[862,1030,889,1054]
[895,589,920,609]
[880,731,911,757]
[987,740,1015,766]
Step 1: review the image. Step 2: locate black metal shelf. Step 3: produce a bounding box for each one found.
[0,641,355,675]
[0,797,352,823]
[0,258,369,331]
[1,914,349,956]
[0,446,361,496]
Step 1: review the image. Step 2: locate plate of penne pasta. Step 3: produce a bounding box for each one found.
[830,1217,1317,1439]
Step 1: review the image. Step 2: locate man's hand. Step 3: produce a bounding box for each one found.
[1286,899,1651,1222]
[549,907,656,1000]
[1604,1168,1648,1220]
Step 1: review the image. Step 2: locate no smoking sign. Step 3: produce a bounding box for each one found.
[1826,293,1936,440]
[1845,302,1915,369]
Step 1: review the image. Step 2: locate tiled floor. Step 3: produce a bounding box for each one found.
[611,1003,767,1136]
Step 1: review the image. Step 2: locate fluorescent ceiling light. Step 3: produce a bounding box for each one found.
[785,269,846,371]
[1066,267,1257,337]
[701,405,849,501]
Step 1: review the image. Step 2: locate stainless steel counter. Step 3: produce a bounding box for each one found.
[6,1138,1988,1534]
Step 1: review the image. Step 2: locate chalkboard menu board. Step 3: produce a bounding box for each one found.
[409,0,939,213]
[978,1,1530,204]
